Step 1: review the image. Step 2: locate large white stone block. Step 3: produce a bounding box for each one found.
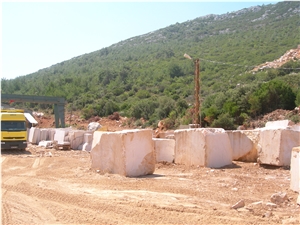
[258,129,300,166]
[91,129,155,177]
[82,133,93,151]
[40,129,49,141]
[291,125,300,131]
[265,120,292,129]
[28,127,40,144]
[68,130,87,150]
[48,129,56,141]
[227,130,259,162]
[153,138,175,163]
[290,146,300,193]
[174,128,232,168]
[82,142,92,152]
[54,129,67,144]
[84,133,93,143]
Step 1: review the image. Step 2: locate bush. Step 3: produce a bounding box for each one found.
[211,113,236,130]
[249,80,296,116]
[296,90,300,106]
[286,114,300,124]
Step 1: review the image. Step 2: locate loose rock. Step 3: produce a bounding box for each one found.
[270,192,288,205]
[231,199,245,209]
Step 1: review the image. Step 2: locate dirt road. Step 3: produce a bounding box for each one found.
[2,145,299,225]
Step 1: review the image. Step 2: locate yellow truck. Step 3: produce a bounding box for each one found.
[1,109,28,150]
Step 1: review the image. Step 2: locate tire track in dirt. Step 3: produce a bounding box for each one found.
[2,147,299,224]
[1,188,12,225]
[1,177,258,224]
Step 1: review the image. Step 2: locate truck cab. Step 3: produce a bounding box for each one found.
[1,109,28,150]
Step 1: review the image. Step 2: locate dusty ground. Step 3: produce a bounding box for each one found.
[2,144,299,225]
[2,110,300,224]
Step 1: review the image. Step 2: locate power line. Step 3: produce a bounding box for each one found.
[199,58,256,69]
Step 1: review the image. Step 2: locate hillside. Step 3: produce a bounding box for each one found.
[1,1,300,129]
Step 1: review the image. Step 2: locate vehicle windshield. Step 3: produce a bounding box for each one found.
[1,121,26,131]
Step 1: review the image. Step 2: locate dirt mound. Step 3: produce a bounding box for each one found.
[35,112,135,131]
[34,107,300,131]
[249,108,300,128]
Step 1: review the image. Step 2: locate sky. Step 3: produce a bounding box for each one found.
[1,0,280,80]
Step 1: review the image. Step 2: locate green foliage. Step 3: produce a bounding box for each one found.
[286,114,300,124]
[136,90,150,99]
[130,99,158,120]
[169,63,184,78]
[156,96,176,119]
[295,90,300,106]
[1,2,299,128]
[249,80,296,116]
[211,113,236,130]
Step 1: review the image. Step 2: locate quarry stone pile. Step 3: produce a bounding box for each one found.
[252,45,300,71]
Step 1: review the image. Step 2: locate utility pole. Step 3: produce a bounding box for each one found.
[184,53,201,127]
[194,58,200,127]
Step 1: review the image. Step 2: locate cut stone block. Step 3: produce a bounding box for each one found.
[84,133,93,143]
[174,128,232,168]
[40,129,49,141]
[153,138,175,163]
[28,127,40,144]
[291,125,300,131]
[227,130,259,162]
[155,131,175,139]
[290,146,300,193]
[81,133,93,151]
[48,129,56,141]
[82,142,92,152]
[91,129,155,177]
[258,129,300,166]
[38,140,53,148]
[265,120,292,129]
[68,130,87,150]
[54,129,67,145]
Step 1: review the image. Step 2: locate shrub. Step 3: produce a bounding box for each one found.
[211,113,236,130]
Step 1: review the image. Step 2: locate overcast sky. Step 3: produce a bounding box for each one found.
[1,1,279,80]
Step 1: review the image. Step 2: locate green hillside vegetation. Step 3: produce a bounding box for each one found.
[2,1,300,129]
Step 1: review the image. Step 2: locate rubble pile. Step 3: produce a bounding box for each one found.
[252,45,300,72]
[250,108,300,128]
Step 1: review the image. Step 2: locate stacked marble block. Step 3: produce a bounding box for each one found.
[28,127,56,144]
[257,120,300,166]
[90,129,155,177]
[28,127,93,150]
[174,128,232,168]
[227,130,259,162]
[227,120,300,166]
[153,138,175,163]
[65,130,93,150]
[290,146,300,205]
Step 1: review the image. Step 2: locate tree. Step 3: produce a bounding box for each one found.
[249,80,296,116]
[296,89,300,106]
[211,113,235,130]
[169,63,184,78]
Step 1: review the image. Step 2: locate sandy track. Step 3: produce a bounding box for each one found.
[1,146,299,225]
